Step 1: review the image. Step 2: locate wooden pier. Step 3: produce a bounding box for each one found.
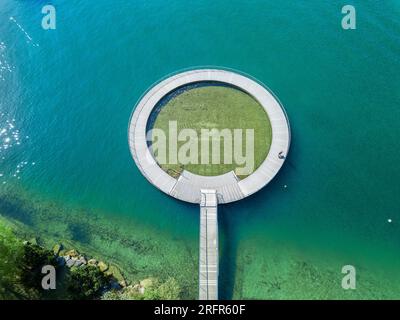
[199,190,219,300]
[128,69,291,300]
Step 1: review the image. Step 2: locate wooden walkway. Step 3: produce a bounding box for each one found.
[199,190,218,300]
[128,69,291,300]
[128,69,291,204]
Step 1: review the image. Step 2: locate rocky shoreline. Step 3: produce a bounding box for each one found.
[23,239,161,298]
[0,191,193,299]
[51,244,127,289]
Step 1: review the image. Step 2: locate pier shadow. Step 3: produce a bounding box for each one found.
[218,204,239,300]
[217,126,297,299]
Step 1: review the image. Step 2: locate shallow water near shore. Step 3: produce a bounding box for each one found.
[1,0,400,298]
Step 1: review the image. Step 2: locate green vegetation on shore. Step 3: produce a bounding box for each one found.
[0,219,183,300]
[0,222,25,299]
[0,188,197,299]
[0,224,60,299]
[151,85,272,178]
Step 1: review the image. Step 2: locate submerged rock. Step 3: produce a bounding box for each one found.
[140,278,154,289]
[138,278,154,294]
[66,258,76,268]
[53,243,63,256]
[108,265,127,287]
[73,256,87,267]
[28,237,38,246]
[88,258,97,266]
[98,261,108,272]
[65,249,79,257]
[74,259,83,267]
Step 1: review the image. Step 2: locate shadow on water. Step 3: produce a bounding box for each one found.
[218,204,239,299]
[69,223,92,244]
[227,121,299,219]
[218,127,298,299]
[218,172,287,299]
[0,193,34,226]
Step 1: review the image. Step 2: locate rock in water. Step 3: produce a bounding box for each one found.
[109,265,127,287]
[88,259,97,266]
[53,243,63,256]
[140,278,154,289]
[139,278,154,293]
[98,261,108,272]
[28,238,38,246]
[66,258,76,268]
[65,249,79,257]
[74,259,83,267]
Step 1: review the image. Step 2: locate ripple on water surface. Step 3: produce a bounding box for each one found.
[0,112,36,185]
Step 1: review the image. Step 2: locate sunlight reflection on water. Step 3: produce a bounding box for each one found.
[0,113,35,185]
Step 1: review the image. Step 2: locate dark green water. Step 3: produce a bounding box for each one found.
[0,0,399,298]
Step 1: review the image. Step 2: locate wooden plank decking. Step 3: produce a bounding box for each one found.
[199,190,218,300]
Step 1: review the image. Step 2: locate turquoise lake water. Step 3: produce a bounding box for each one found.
[0,0,400,299]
